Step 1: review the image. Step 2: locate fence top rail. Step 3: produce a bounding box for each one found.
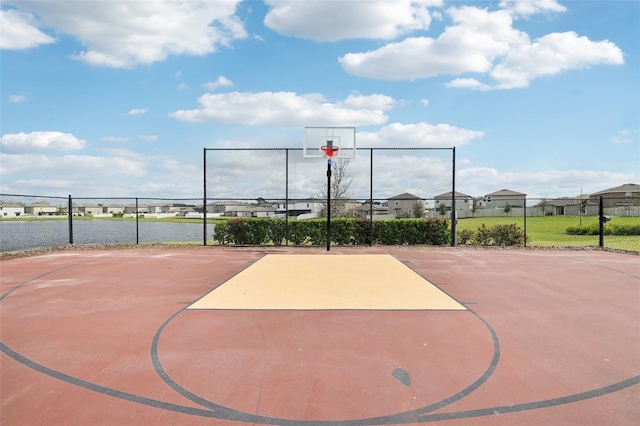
[1,194,69,199]
[204,147,454,151]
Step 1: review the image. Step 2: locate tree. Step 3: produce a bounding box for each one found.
[504,203,512,216]
[437,202,447,216]
[539,196,550,216]
[318,159,353,218]
[411,201,425,218]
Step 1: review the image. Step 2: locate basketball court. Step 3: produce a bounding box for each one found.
[1,246,638,425]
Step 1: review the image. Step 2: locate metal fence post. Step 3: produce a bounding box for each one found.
[135,197,139,244]
[451,147,457,246]
[285,149,289,246]
[523,198,527,248]
[68,194,73,244]
[203,148,207,246]
[369,148,373,245]
[599,196,604,247]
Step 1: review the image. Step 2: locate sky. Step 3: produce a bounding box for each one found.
[1,0,638,201]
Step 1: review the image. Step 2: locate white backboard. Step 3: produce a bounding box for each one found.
[303,127,356,159]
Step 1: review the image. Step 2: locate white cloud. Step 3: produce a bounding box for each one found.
[169,91,394,126]
[139,135,158,142]
[0,153,146,177]
[5,0,246,67]
[9,94,27,103]
[177,82,189,90]
[445,78,492,91]
[339,4,624,89]
[610,130,637,145]
[101,136,130,142]
[486,31,624,89]
[264,0,442,42]
[0,8,55,50]
[420,99,429,106]
[0,131,86,154]
[357,122,484,148]
[126,108,148,116]
[204,76,234,91]
[499,0,567,17]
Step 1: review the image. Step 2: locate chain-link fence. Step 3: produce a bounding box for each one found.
[2,171,639,253]
[0,194,205,251]
[203,148,456,246]
[451,196,640,252]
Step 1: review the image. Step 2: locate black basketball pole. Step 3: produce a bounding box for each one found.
[327,157,332,251]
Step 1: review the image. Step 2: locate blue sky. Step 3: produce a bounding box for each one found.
[1,0,638,200]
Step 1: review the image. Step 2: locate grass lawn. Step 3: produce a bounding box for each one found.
[456,216,640,252]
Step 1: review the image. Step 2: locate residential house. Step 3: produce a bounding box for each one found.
[276,199,324,217]
[0,202,24,217]
[25,202,58,216]
[148,204,171,214]
[102,205,125,214]
[434,191,473,213]
[225,205,276,218]
[206,201,247,215]
[387,193,426,217]
[536,195,595,216]
[484,189,527,209]
[354,203,388,219]
[76,205,103,216]
[589,183,640,208]
[123,204,149,214]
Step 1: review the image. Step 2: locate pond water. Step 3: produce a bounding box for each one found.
[0,220,208,252]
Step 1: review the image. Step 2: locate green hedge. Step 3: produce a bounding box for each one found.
[457,223,527,246]
[213,217,450,246]
[566,223,640,236]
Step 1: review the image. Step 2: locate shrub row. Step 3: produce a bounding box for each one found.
[566,223,640,236]
[457,223,527,246]
[213,217,451,246]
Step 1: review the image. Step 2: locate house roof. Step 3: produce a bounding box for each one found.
[388,192,424,200]
[591,183,640,196]
[435,191,472,199]
[485,189,527,197]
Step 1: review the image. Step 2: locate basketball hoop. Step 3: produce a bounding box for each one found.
[321,145,339,158]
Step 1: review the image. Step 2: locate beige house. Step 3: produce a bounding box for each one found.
[25,202,58,216]
[77,205,102,216]
[484,189,526,208]
[589,183,640,208]
[434,191,473,212]
[354,203,388,219]
[388,193,426,217]
[102,205,125,214]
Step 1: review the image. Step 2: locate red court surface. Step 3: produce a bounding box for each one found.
[1,246,639,425]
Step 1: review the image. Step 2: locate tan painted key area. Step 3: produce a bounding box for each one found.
[188,254,466,310]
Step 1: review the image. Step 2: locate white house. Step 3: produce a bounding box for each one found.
[0,202,24,217]
[276,199,324,217]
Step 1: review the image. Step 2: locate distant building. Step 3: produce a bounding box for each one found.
[434,191,473,212]
[24,202,58,216]
[0,202,24,217]
[589,183,640,208]
[484,189,526,208]
[388,192,425,216]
